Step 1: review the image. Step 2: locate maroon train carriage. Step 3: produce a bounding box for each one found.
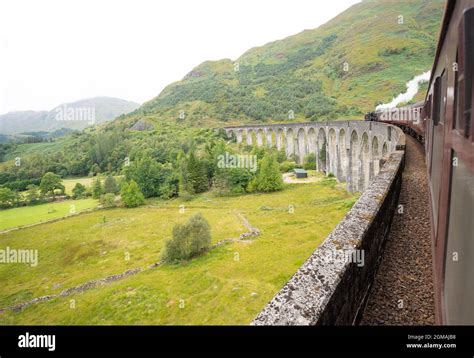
[368,0,474,325]
[424,0,474,326]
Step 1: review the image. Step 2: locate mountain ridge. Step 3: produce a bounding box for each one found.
[0,97,140,135]
[128,0,443,128]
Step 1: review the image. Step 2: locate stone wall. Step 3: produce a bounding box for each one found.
[250,124,406,325]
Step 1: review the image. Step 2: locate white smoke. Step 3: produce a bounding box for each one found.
[376,71,431,110]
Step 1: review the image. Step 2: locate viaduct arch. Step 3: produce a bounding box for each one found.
[224,121,401,192]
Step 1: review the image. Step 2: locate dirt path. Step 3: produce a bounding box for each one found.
[360,136,435,325]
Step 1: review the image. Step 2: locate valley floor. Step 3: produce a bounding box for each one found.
[0,180,357,325]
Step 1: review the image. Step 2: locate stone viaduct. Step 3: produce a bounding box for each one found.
[223,121,403,192]
[221,120,407,325]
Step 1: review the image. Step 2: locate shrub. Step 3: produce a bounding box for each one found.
[103,175,119,194]
[1,178,41,192]
[91,177,103,199]
[72,183,87,199]
[252,154,284,192]
[120,180,145,208]
[162,213,211,263]
[25,184,40,204]
[303,153,316,170]
[100,193,116,208]
[0,187,16,208]
[279,161,297,173]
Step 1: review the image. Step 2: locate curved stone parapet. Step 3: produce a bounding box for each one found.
[223,121,404,192]
[245,122,406,325]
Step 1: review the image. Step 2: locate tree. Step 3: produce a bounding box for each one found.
[91,178,103,199]
[161,213,211,263]
[25,184,40,203]
[100,193,116,208]
[72,183,87,199]
[124,156,178,199]
[91,163,101,176]
[183,150,209,194]
[0,187,16,208]
[252,154,284,192]
[103,175,118,194]
[120,180,145,208]
[39,172,64,199]
[214,168,253,195]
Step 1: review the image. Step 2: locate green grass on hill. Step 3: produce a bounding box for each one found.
[2,140,69,162]
[62,176,123,195]
[0,199,98,231]
[127,0,444,126]
[0,180,358,324]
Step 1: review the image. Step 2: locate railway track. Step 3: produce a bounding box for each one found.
[360,136,435,325]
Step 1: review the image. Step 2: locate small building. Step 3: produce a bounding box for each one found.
[293,168,308,179]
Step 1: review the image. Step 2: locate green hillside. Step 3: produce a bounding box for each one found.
[0,0,445,186]
[130,0,444,126]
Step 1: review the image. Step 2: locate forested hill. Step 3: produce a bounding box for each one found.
[126,0,443,127]
[0,0,446,187]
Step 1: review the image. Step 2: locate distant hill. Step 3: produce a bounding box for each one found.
[0,97,140,135]
[130,0,443,126]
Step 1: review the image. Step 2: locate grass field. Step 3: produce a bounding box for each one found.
[62,177,96,195]
[0,179,358,324]
[0,199,98,231]
[62,176,123,195]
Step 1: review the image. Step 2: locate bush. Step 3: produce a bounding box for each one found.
[91,178,103,199]
[25,184,40,204]
[120,180,145,208]
[103,175,119,194]
[100,193,116,208]
[213,168,254,195]
[161,213,211,263]
[72,183,87,199]
[251,154,284,192]
[303,153,316,170]
[279,161,297,173]
[1,178,41,192]
[0,187,16,208]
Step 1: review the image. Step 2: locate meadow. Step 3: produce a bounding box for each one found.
[0,198,98,231]
[0,179,357,325]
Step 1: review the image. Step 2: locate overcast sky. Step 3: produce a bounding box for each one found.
[0,0,360,115]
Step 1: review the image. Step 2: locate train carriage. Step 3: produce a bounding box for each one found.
[368,0,474,325]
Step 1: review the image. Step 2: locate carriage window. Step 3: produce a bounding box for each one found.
[433,75,443,125]
[427,94,432,119]
[463,9,473,137]
[454,52,460,130]
[456,8,474,136]
[440,70,447,124]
